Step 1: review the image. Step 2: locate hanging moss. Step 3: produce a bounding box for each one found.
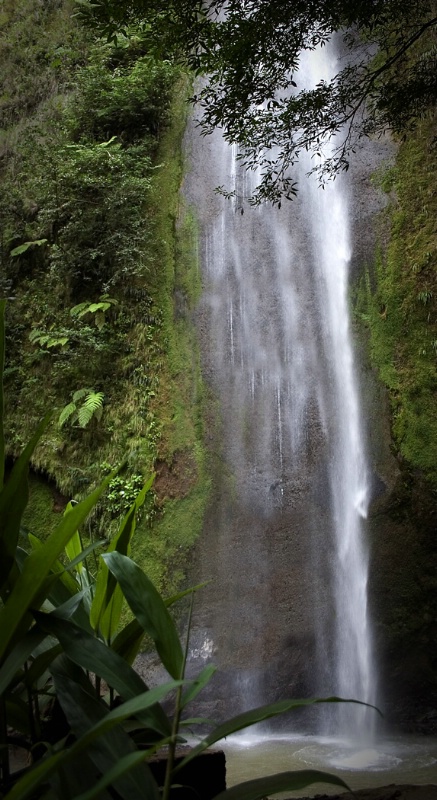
[357,116,437,486]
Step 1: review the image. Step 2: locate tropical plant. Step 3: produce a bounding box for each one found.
[10,241,48,259]
[29,329,70,350]
[0,301,360,799]
[70,294,118,331]
[59,389,105,429]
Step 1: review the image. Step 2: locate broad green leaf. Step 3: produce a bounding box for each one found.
[0,299,5,488]
[53,663,159,800]
[5,670,182,800]
[0,627,46,694]
[65,538,107,574]
[64,519,83,571]
[175,697,374,772]
[90,507,136,641]
[102,552,183,679]
[26,534,82,598]
[111,618,145,665]
[212,770,350,800]
[49,751,113,800]
[90,476,154,642]
[72,752,150,800]
[70,303,88,317]
[10,239,47,257]
[0,471,113,662]
[23,643,62,688]
[49,588,91,620]
[35,614,171,736]
[180,663,217,709]
[0,413,52,594]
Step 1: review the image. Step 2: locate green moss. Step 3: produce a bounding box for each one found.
[357,117,437,486]
[21,474,64,541]
[132,472,211,595]
[2,5,209,597]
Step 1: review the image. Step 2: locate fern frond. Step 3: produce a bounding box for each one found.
[93,404,103,422]
[72,388,90,403]
[47,336,69,348]
[78,391,104,428]
[59,402,77,428]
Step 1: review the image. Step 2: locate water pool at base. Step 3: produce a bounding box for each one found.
[221,734,437,796]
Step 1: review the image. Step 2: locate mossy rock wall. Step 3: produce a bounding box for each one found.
[352,117,437,730]
[1,1,210,597]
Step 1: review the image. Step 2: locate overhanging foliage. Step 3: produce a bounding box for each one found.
[76,0,437,203]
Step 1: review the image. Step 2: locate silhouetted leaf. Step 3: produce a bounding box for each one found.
[212,770,350,800]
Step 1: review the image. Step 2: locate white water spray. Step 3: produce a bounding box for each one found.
[188,43,376,739]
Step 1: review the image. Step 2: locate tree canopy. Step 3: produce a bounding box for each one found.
[76,0,437,203]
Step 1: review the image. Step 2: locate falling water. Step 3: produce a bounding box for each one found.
[186,43,376,740]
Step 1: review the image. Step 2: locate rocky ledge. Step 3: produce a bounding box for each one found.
[299,785,437,800]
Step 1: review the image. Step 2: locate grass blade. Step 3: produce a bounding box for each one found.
[164,581,209,608]
[180,664,217,709]
[90,476,153,642]
[0,473,113,662]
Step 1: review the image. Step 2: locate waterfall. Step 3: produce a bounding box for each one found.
[186,43,376,739]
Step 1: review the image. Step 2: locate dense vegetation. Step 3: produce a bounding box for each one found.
[0,0,210,592]
[0,306,353,798]
[357,115,437,486]
[77,0,437,204]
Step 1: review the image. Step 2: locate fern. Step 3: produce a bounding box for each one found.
[58,402,77,428]
[72,388,90,404]
[58,389,104,429]
[77,391,104,428]
[29,329,69,349]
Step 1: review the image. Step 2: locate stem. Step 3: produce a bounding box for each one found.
[161,685,183,800]
[162,593,195,800]
[79,529,94,604]
[24,662,37,746]
[0,693,10,790]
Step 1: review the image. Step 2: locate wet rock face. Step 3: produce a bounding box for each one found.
[182,107,356,725]
[181,78,437,731]
[356,295,437,730]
